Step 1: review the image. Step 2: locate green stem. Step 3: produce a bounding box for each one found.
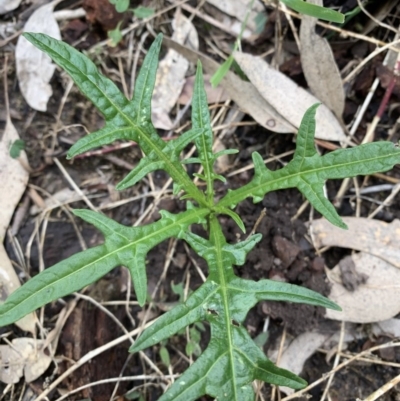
[208,216,239,398]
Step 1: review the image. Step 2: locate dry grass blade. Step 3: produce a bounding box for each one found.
[281,341,400,400]
[362,373,400,401]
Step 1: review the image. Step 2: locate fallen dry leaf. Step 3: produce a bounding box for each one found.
[178,74,229,105]
[326,252,400,323]
[0,0,21,14]
[16,1,61,111]
[0,338,52,384]
[206,0,266,37]
[372,318,400,338]
[233,51,346,142]
[300,0,345,118]
[270,319,399,395]
[213,140,230,173]
[268,328,358,395]
[0,120,29,236]
[163,36,294,133]
[152,10,198,130]
[29,188,84,215]
[310,217,400,269]
[0,116,35,334]
[276,331,328,395]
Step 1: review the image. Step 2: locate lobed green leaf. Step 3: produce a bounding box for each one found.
[23,32,207,207]
[131,216,339,400]
[0,208,209,326]
[218,104,400,228]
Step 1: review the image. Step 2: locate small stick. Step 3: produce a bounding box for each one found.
[53,158,98,212]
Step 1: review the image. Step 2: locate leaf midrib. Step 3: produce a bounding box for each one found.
[36,37,207,207]
[218,149,400,208]
[4,210,208,315]
[212,218,238,400]
[193,74,214,202]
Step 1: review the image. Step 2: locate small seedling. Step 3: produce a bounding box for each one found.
[107,1,154,46]
[9,139,25,159]
[2,33,399,400]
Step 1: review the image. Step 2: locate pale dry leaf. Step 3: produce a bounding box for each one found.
[0,119,29,236]
[300,0,345,118]
[372,318,400,338]
[276,332,328,395]
[213,140,230,173]
[0,338,52,384]
[152,10,198,130]
[15,1,61,111]
[0,246,35,333]
[233,51,346,142]
[29,187,83,215]
[269,327,358,395]
[0,342,23,384]
[0,117,35,334]
[310,217,400,269]
[0,0,21,14]
[206,0,266,37]
[178,74,229,105]
[326,253,400,323]
[163,36,294,133]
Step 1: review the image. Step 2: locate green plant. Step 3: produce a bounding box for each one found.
[280,0,344,23]
[3,33,400,400]
[107,2,154,46]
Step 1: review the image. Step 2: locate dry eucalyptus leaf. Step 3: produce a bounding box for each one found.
[0,0,21,14]
[269,327,358,395]
[300,0,344,118]
[0,119,29,236]
[151,10,198,130]
[178,74,229,105]
[326,253,400,323]
[213,140,230,173]
[0,117,35,334]
[372,318,400,338]
[0,338,52,384]
[276,331,328,395]
[206,0,266,37]
[0,246,36,334]
[310,217,400,269]
[163,37,294,133]
[30,187,83,215]
[16,1,61,111]
[233,51,346,142]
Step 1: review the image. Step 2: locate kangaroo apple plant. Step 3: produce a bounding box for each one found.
[2,33,400,400]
